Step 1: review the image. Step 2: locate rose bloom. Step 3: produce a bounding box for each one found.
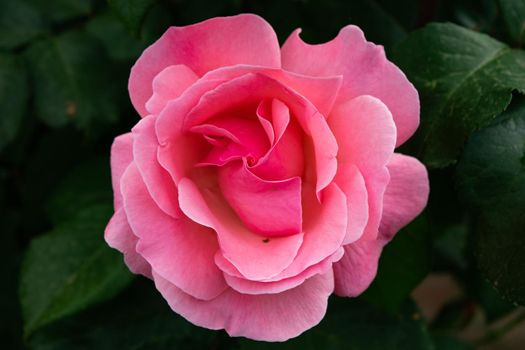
[105,14,429,341]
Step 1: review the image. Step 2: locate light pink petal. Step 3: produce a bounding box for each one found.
[145,64,199,115]
[110,133,133,209]
[335,164,369,245]
[105,207,152,278]
[329,95,396,241]
[178,177,304,280]
[183,72,337,196]
[132,115,182,218]
[120,164,227,300]
[282,26,419,146]
[129,14,281,116]
[380,153,429,241]
[224,248,343,295]
[218,160,302,237]
[251,99,304,180]
[152,270,334,341]
[333,238,383,297]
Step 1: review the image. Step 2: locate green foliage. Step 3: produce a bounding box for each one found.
[20,204,133,336]
[498,0,525,45]
[0,53,28,151]
[108,0,156,37]
[457,100,525,306]
[0,0,48,49]
[395,23,525,168]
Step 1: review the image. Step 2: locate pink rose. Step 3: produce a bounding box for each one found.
[105,14,429,341]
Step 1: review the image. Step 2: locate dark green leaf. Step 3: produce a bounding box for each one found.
[433,335,473,350]
[240,299,434,350]
[108,0,156,36]
[28,279,216,350]
[457,99,525,305]
[20,204,133,336]
[25,30,121,129]
[28,0,94,23]
[0,0,48,49]
[394,23,525,167]
[498,0,525,45]
[362,216,432,312]
[45,157,112,225]
[0,54,28,151]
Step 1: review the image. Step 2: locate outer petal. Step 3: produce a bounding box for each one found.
[333,238,382,297]
[105,207,152,278]
[282,26,419,146]
[380,153,429,241]
[129,14,281,116]
[153,270,334,342]
[132,115,182,218]
[110,133,133,209]
[178,177,304,280]
[329,95,396,241]
[121,164,227,300]
[145,64,199,115]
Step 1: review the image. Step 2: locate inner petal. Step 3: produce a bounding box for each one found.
[218,159,303,237]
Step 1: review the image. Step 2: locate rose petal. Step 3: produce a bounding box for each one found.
[121,164,227,300]
[132,115,182,218]
[218,160,302,237]
[329,95,396,241]
[152,269,334,341]
[335,164,369,245]
[145,64,199,115]
[178,177,304,280]
[105,207,152,278]
[380,153,429,241]
[333,238,383,297]
[282,26,419,146]
[110,133,133,209]
[129,14,281,116]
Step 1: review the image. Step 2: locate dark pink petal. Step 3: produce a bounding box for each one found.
[121,164,227,300]
[380,153,429,241]
[105,207,152,278]
[335,164,369,244]
[152,270,334,341]
[145,64,199,115]
[132,115,182,218]
[282,26,419,146]
[251,99,304,180]
[110,133,133,209]
[183,72,337,195]
[129,14,281,116]
[329,95,396,241]
[218,160,302,237]
[333,238,382,297]
[202,65,343,117]
[178,177,304,280]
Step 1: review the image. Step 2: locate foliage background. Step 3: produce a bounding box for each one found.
[1,0,525,349]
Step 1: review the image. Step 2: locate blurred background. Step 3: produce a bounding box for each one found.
[1,0,525,349]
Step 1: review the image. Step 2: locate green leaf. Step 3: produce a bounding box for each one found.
[0,0,48,49]
[108,0,156,37]
[394,23,525,167]
[240,299,434,350]
[28,0,94,23]
[362,216,432,312]
[45,157,112,225]
[498,0,525,45]
[25,30,121,129]
[28,279,215,350]
[456,99,525,306]
[0,54,29,152]
[20,204,133,336]
[433,335,473,350]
